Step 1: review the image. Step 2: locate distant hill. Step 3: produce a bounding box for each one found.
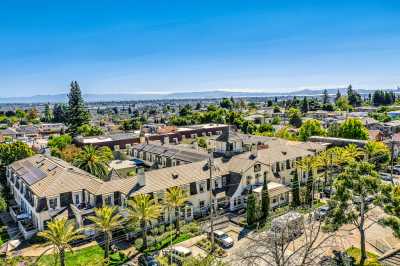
[0,88,397,103]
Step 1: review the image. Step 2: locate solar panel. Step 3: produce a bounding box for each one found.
[20,161,47,185]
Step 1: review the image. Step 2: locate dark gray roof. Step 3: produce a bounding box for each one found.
[133,143,209,163]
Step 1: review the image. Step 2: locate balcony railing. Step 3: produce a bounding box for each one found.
[18,220,38,239]
[9,206,29,222]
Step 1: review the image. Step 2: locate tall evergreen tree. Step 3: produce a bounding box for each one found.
[261,176,270,220]
[301,96,309,113]
[43,103,53,122]
[53,103,67,123]
[246,192,257,226]
[66,81,90,135]
[322,89,329,105]
[347,84,362,107]
[305,170,314,207]
[291,170,301,207]
[335,89,341,103]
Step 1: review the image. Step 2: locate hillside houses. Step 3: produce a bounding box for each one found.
[6,129,325,239]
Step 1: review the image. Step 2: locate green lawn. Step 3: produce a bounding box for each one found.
[143,233,191,253]
[37,245,105,266]
[346,247,381,266]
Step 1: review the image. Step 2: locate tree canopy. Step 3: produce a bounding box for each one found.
[66,81,90,135]
[298,119,325,141]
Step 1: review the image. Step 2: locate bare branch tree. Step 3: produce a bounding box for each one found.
[239,217,339,266]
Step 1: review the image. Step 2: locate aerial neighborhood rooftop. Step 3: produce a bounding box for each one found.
[1,2,400,265]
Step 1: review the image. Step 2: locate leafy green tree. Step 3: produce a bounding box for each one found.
[325,161,381,266]
[77,124,104,137]
[246,192,257,226]
[66,81,90,135]
[165,186,189,236]
[337,118,368,140]
[273,105,281,113]
[37,218,84,266]
[179,104,193,116]
[48,134,72,150]
[298,119,325,141]
[73,145,112,179]
[336,96,351,111]
[220,98,233,109]
[271,116,281,125]
[257,123,274,134]
[261,176,270,220]
[0,141,34,169]
[275,126,297,140]
[126,194,161,249]
[207,104,218,112]
[15,109,26,121]
[288,108,302,128]
[88,206,124,260]
[380,184,400,238]
[27,107,39,121]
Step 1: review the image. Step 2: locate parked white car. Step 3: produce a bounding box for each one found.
[213,230,234,248]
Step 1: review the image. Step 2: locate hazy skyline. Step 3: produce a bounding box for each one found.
[1,1,400,97]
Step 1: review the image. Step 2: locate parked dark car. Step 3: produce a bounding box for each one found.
[138,254,159,266]
[314,206,330,220]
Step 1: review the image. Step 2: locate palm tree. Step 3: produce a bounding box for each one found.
[364,141,390,169]
[296,156,317,207]
[73,145,111,179]
[165,186,189,236]
[315,150,331,189]
[343,144,365,162]
[330,146,349,167]
[126,194,161,249]
[37,218,84,266]
[87,206,124,261]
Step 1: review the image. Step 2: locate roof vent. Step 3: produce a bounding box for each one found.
[282,151,287,155]
[172,173,179,179]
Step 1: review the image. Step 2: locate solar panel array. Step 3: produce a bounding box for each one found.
[20,160,47,185]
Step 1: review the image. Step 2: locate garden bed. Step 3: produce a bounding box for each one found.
[195,238,227,258]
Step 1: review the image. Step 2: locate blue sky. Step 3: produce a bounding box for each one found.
[1,0,400,97]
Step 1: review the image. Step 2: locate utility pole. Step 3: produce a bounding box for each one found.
[208,155,215,253]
